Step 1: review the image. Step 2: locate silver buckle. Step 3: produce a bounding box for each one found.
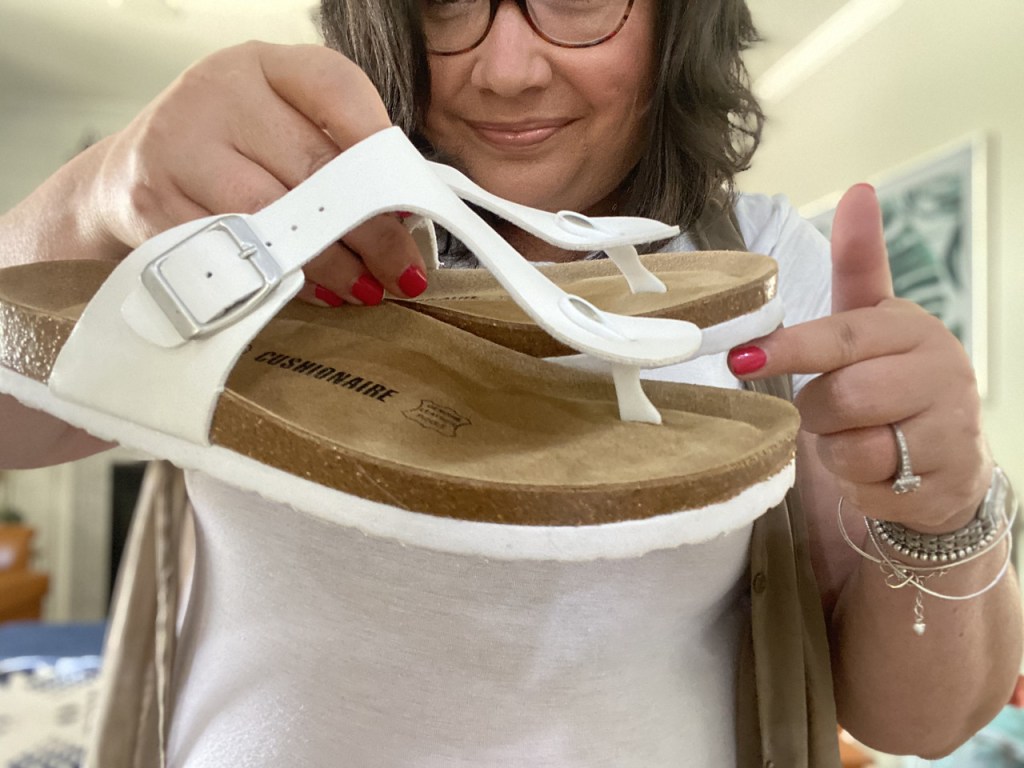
[141,215,282,340]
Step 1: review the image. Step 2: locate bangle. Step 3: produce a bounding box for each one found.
[836,467,1018,636]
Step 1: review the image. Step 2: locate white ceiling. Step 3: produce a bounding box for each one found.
[0,0,858,109]
[745,0,852,79]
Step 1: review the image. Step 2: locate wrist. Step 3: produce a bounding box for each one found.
[902,459,996,535]
[72,136,132,262]
[872,467,1013,563]
[906,500,986,536]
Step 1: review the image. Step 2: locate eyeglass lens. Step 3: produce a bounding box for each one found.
[420,0,634,55]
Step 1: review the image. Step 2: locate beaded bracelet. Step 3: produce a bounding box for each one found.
[870,509,998,564]
[869,466,1010,564]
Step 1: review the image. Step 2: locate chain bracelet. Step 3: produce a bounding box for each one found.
[836,495,1015,636]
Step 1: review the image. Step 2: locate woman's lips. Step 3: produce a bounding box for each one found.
[468,121,570,148]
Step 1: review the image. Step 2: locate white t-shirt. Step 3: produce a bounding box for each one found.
[166,193,831,768]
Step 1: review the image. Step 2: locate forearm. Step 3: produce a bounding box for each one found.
[0,394,113,468]
[831,519,1022,758]
[0,139,120,465]
[0,135,125,270]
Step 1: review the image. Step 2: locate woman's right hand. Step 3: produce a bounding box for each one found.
[90,41,428,306]
[0,42,430,468]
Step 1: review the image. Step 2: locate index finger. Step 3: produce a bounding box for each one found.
[258,43,393,151]
[728,300,921,378]
[256,44,427,293]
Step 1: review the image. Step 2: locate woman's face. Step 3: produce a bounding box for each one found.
[422,0,657,215]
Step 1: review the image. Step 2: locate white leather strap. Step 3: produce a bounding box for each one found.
[50,217,306,444]
[51,127,701,441]
[122,128,703,374]
[428,161,678,294]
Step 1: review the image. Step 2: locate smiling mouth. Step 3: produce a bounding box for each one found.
[467,121,572,149]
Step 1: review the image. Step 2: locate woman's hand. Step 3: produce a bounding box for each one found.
[0,41,431,468]
[729,183,990,533]
[89,41,428,305]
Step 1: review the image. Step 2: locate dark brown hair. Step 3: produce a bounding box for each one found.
[320,0,764,229]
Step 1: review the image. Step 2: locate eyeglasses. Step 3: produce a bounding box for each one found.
[419,0,636,56]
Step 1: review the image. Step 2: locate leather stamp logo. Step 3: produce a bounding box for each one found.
[402,400,471,437]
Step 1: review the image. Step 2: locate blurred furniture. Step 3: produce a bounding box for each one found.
[0,525,49,622]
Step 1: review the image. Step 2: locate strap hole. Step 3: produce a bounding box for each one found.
[318,206,325,213]
[291,225,298,232]
[205,272,213,279]
[265,242,272,247]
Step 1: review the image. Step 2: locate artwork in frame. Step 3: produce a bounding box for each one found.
[802,135,988,395]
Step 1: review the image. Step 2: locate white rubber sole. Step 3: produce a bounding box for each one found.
[696,294,783,356]
[3,367,792,562]
[0,364,790,561]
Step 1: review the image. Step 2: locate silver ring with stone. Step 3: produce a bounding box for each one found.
[890,423,922,494]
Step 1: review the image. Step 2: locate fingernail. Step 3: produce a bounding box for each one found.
[394,210,413,221]
[727,345,767,376]
[314,284,344,308]
[398,265,428,298]
[351,274,385,306]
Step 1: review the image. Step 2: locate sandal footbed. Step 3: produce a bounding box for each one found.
[395,251,778,357]
[0,260,798,526]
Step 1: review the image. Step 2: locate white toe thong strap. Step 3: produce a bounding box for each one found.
[428,161,677,295]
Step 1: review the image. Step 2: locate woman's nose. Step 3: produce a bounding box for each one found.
[469,2,553,96]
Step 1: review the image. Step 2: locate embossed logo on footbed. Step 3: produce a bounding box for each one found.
[402,400,471,437]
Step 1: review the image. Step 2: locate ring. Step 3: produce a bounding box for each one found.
[890,423,922,494]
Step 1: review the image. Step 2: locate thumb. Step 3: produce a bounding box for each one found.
[830,183,895,313]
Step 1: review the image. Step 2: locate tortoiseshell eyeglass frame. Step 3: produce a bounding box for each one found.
[423,0,636,56]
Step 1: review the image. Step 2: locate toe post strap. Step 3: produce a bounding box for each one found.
[604,244,667,295]
[611,364,662,425]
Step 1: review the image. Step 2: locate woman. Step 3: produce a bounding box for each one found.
[0,0,1019,764]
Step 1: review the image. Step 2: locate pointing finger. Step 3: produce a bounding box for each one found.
[727,298,933,378]
[830,183,895,313]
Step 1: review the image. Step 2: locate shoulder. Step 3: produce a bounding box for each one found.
[733,192,833,394]
[733,192,828,260]
[732,191,831,316]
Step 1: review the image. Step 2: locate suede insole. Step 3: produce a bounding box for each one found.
[0,260,798,525]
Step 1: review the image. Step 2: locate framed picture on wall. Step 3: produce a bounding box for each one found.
[801,135,989,396]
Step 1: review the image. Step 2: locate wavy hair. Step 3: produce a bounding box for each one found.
[320,0,764,229]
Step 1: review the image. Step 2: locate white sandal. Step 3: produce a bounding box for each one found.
[0,127,798,558]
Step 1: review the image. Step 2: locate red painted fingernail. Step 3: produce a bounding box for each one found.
[398,265,428,298]
[314,284,344,308]
[728,345,767,376]
[351,274,385,306]
[394,210,413,221]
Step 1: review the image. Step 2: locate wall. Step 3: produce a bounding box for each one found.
[740,0,1024,492]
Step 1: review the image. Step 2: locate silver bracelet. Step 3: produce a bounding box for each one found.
[869,472,1005,563]
[868,462,1011,565]
[836,467,1018,636]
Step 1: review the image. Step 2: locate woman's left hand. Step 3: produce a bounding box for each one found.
[728,183,991,532]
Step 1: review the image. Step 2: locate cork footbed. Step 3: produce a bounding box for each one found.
[0,260,798,527]
[397,251,778,356]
